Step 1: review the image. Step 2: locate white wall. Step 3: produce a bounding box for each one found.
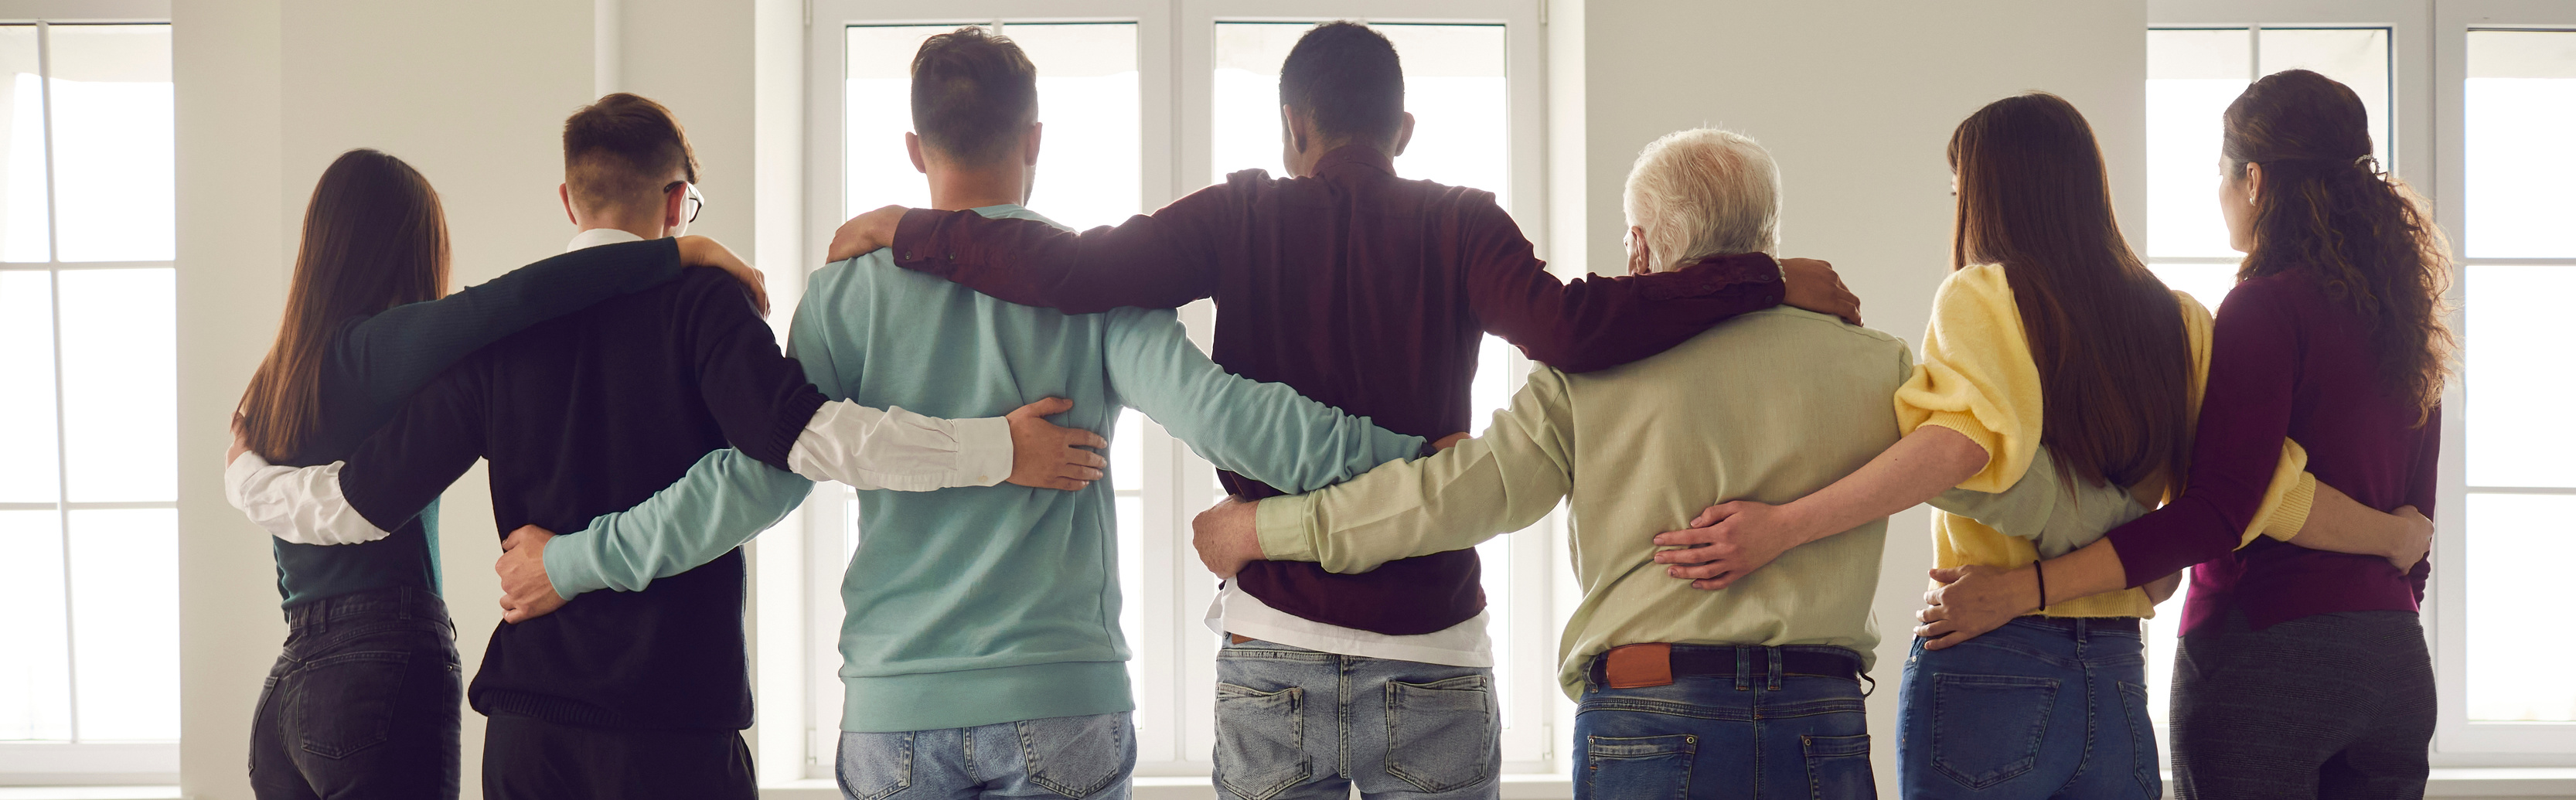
[1556,0,2148,791]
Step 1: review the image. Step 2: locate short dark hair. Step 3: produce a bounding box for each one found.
[1279,22,1404,148]
[911,26,1038,164]
[562,92,698,213]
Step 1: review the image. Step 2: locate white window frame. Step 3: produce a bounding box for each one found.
[0,0,175,787]
[2152,0,2576,768]
[790,0,1555,783]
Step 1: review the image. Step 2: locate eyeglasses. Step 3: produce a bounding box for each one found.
[666,180,706,223]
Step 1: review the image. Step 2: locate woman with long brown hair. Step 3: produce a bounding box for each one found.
[230,148,763,799]
[1917,70,2451,798]
[1647,93,2421,798]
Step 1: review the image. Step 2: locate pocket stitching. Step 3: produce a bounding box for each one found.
[1384,677,1498,794]
[1802,734,1872,800]
[1215,684,1310,800]
[837,731,914,800]
[1928,672,2058,789]
[2117,680,2160,798]
[1022,714,1132,799]
[1584,734,1695,800]
[291,650,411,761]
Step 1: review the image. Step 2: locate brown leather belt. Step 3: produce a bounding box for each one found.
[1588,643,1861,689]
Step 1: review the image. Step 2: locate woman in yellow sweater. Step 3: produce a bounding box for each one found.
[1647,94,2425,799]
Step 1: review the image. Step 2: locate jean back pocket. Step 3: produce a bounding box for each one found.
[835,730,915,800]
[1383,674,1498,795]
[291,650,411,760]
[1583,734,1695,800]
[1018,712,1136,799]
[1928,672,2060,789]
[2117,680,2162,798]
[1215,683,1310,800]
[1802,734,1876,800]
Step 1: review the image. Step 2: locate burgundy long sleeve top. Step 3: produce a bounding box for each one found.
[888,145,1786,636]
[2104,268,2438,635]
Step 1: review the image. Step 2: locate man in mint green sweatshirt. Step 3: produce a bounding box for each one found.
[496,26,1428,799]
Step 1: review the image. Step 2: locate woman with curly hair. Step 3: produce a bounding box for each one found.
[1917,69,2452,798]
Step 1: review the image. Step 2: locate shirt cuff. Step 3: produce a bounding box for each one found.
[1253,495,1322,564]
[953,416,1012,488]
[541,528,608,599]
[225,452,391,546]
[788,402,1010,491]
[223,450,271,510]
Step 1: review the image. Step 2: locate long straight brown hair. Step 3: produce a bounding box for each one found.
[1950,93,2193,490]
[237,149,450,461]
[2225,70,2453,414]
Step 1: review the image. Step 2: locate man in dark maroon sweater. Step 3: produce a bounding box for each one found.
[830,22,1859,798]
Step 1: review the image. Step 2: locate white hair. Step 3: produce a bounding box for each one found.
[1621,128,1780,272]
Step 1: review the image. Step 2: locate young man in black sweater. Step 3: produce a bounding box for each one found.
[223,94,1107,799]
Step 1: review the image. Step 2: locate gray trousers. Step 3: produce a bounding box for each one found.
[2171,608,2435,800]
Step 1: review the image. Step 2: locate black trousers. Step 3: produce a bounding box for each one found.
[2172,608,2435,800]
[248,587,464,800]
[482,713,756,800]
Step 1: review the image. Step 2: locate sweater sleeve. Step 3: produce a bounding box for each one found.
[886,181,1243,313]
[2105,278,2309,585]
[336,238,686,410]
[1256,366,1576,574]
[543,448,814,597]
[1460,199,1785,374]
[334,361,492,534]
[680,275,830,468]
[1893,265,2041,492]
[1102,307,1426,494]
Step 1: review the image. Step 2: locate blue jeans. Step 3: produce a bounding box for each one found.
[1212,638,1499,800]
[1897,618,2159,800]
[1572,645,1875,800]
[248,587,463,800]
[835,712,1136,800]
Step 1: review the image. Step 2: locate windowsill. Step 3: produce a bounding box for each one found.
[752,770,2576,799]
[756,773,1578,799]
[0,788,178,800]
[748,769,2576,800]
[5,769,2569,799]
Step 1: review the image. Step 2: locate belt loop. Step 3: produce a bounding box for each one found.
[1766,648,1783,692]
[1734,647,1751,692]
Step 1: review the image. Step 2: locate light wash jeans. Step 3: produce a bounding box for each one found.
[835,712,1136,800]
[1212,638,1500,800]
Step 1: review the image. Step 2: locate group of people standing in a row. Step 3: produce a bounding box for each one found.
[220,18,2445,800]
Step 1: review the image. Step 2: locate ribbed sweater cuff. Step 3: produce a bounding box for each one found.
[2253,472,2318,546]
[748,390,830,470]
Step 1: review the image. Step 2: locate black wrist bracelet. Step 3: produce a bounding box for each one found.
[2033,560,2048,612]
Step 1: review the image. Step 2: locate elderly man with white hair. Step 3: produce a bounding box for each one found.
[1187,128,1909,798]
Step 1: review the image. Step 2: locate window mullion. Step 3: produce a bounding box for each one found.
[33,17,87,747]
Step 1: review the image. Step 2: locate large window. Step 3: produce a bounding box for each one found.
[2459,27,2576,726]
[0,19,176,785]
[2149,0,2576,768]
[800,0,1549,782]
